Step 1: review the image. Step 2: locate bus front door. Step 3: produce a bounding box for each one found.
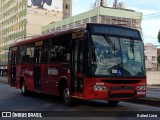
[71,39,84,97]
[10,49,17,87]
[34,47,41,91]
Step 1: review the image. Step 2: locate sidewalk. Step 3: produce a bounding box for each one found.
[0,76,8,83]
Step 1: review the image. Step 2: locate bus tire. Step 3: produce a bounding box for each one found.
[107,100,119,106]
[63,88,75,106]
[21,81,28,96]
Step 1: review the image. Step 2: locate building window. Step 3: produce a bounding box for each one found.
[100,15,106,24]
[62,25,67,29]
[152,56,156,61]
[51,28,55,32]
[56,27,61,31]
[65,4,70,9]
[68,23,73,28]
[75,21,81,25]
[90,16,97,23]
[82,18,89,24]
[145,56,147,60]
[126,18,132,27]
[64,13,70,18]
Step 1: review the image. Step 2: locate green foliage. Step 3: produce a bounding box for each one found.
[157,55,160,64]
[158,30,160,43]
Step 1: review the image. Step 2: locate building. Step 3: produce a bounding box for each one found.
[42,6,142,34]
[144,43,158,71]
[0,0,72,74]
[157,48,160,70]
[63,0,72,19]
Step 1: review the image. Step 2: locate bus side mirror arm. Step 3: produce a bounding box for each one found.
[84,30,89,40]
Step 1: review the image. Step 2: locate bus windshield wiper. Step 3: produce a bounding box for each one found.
[130,39,135,54]
[103,34,117,50]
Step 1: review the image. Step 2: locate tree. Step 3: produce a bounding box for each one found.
[158,30,160,43]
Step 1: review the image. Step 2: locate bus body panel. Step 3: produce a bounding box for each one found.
[42,62,70,95]
[40,64,49,93]
[14,63,70,96]
[16,64,35,91]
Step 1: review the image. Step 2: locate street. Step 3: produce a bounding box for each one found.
[0,82,160,120]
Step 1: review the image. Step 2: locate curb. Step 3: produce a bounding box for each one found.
[0,80,8,83]
[0,77,8,83]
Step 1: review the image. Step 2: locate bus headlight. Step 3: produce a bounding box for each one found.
[136,85,146,95]
[94,85,107,91]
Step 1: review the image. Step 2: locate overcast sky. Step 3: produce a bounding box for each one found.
[72,0,160,45]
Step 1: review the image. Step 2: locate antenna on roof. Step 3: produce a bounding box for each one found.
[100,0,104,6]
[113,0,118,8]
[93,0,107,7]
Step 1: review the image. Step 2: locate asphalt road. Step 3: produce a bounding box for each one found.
[0,82,160,120]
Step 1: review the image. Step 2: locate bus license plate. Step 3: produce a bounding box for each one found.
[137,91,145,94]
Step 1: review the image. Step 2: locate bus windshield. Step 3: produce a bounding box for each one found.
[89,35,145,77]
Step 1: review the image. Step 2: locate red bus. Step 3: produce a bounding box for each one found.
[8,23,146,105]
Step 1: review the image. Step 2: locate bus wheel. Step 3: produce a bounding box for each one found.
[63,88,74,106]
[21,81,28,96]
[107,100,119,106]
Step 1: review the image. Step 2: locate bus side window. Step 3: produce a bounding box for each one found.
[26,46,34,63]
[19,45,26,64]
[49,36,71,62]
[19,43,34,64]
[41,40,49,63]
[49,45,58,62]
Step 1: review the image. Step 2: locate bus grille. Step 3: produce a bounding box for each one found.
[109,93,134,98]
[110,86,134,91]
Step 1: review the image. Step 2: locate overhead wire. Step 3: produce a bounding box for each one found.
[143,11,160,20]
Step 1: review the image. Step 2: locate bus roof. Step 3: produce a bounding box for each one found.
[10,23,141,47]
[10,24,86,47]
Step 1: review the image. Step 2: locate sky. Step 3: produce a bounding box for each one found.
[72,0,160,46]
